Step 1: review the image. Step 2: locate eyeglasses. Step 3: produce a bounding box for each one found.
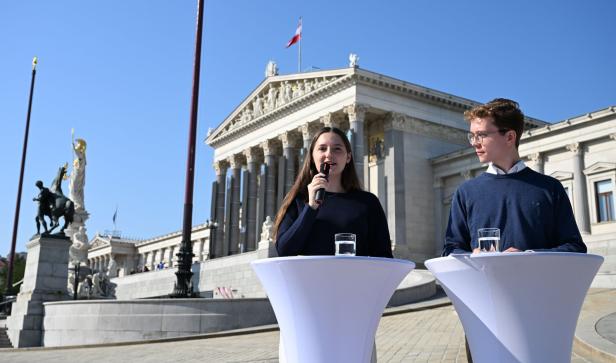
[467,129,509,145]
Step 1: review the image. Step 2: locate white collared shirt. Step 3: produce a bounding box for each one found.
[486,159,527,175]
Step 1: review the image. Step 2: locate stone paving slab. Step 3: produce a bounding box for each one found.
[574,289,616,363]
[0,305,592,363]
[2,288,614,362]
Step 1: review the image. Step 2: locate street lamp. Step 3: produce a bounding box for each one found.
[170,0,205,298]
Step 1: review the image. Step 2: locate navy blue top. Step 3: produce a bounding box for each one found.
[443,167,587,255]
[276,190,393,258]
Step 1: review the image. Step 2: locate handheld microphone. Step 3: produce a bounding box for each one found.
[315,163,330,203]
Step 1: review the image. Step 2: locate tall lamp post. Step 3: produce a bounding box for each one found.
[6,57,38,295]
[171,0,205,298]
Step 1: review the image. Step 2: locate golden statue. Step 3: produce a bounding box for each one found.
[69,136,87,211]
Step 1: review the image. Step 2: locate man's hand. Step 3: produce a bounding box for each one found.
[503,247,522,253]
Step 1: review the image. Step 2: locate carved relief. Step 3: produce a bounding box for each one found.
[228,154,246,169]
[260,139,281,157]
[344,103,369,122]
[368,136,384,163]
[384,112,406,130]
[279,131,302,148]
[243,147,263,164]
[528,152,543,164]
[213,160,229,175]
[566,143,582,155]
[299,123,320,142]
[210,74,344,144]
[320,113,344,129]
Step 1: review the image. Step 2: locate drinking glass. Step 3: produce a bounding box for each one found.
[477,228,500,253]
[335,233,356,256]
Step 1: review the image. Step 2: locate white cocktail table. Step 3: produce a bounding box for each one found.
[251,256,414,363]
[426,252,603,363]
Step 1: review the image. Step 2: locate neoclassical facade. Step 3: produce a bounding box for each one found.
[205,66,545,262]
[87,223,212,277]
[87,64,615,288]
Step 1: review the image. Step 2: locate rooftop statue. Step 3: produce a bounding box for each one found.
[349,53,359,68]
[265,60,278,77]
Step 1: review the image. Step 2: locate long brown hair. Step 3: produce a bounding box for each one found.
[273,127,362,239]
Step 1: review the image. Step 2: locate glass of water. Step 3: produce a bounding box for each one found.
[477,228,500,253]
[335,233,356,256]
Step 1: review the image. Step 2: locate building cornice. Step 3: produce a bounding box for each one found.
[206,67,550,150]
[206,69,354,148]
[521,105,616,140]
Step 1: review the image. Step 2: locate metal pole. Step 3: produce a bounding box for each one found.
[298,18,302,73]
[6,57,37,293]
[171,0,205,298]
[73,264,80,300]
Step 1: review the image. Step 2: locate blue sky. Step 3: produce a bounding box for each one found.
[1,0,615,255]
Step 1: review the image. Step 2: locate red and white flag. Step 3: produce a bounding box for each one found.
[286,18,302,48]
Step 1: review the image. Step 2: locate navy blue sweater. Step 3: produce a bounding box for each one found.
[443,167,586,255]
[276,190,393,258]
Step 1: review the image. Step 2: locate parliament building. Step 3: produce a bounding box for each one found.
[87,62,616,295]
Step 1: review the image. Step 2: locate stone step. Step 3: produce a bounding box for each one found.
[0,327,13,348]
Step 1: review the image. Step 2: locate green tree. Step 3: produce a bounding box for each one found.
[0,254,26,295]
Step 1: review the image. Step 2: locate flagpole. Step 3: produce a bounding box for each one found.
[298,17,302,73]
[6,57,37,293]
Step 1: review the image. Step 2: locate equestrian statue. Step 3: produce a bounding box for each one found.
[34,164,75,235]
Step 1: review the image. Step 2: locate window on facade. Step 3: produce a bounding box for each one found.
[595,179,615,222]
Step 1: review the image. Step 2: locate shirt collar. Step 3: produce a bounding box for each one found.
[486,159,527,175]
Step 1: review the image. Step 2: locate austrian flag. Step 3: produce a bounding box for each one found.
[286,19,302,48]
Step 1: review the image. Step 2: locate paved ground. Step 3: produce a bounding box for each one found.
[597,313,616,344]
[1,289,614,362]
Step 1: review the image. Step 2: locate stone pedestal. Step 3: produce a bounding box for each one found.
[257,239,278,259]
[6,235,72,347]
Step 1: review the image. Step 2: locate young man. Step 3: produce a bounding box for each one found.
[443,98,586,255]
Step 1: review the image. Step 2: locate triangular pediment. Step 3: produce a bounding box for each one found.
[583,162,616,175]
[89,237,110,250]
[206,68,353,146]
[550,171,574,181]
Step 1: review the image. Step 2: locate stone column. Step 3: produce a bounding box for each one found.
[261,139,280,220]
[208,179,217,254]
[223,179,232,256]
[299,123,318,167]
[345,103,369,185]
[384,113,408,259]
[240,166,249,253]
[280,131,301,195]
[567,143,590,233]
[529,152,544,174]
[228,154,244,255]
[433,177,445,256]
[244,147,261,251]
[277,153,286,210]
[197,238,205,261]
[166,247,174,264]
[213,160,229,258]
[320,112,343,129]
[172,245,180,267]
[255,161,267,241]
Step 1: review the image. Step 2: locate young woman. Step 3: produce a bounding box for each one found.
[274,127,393,258]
